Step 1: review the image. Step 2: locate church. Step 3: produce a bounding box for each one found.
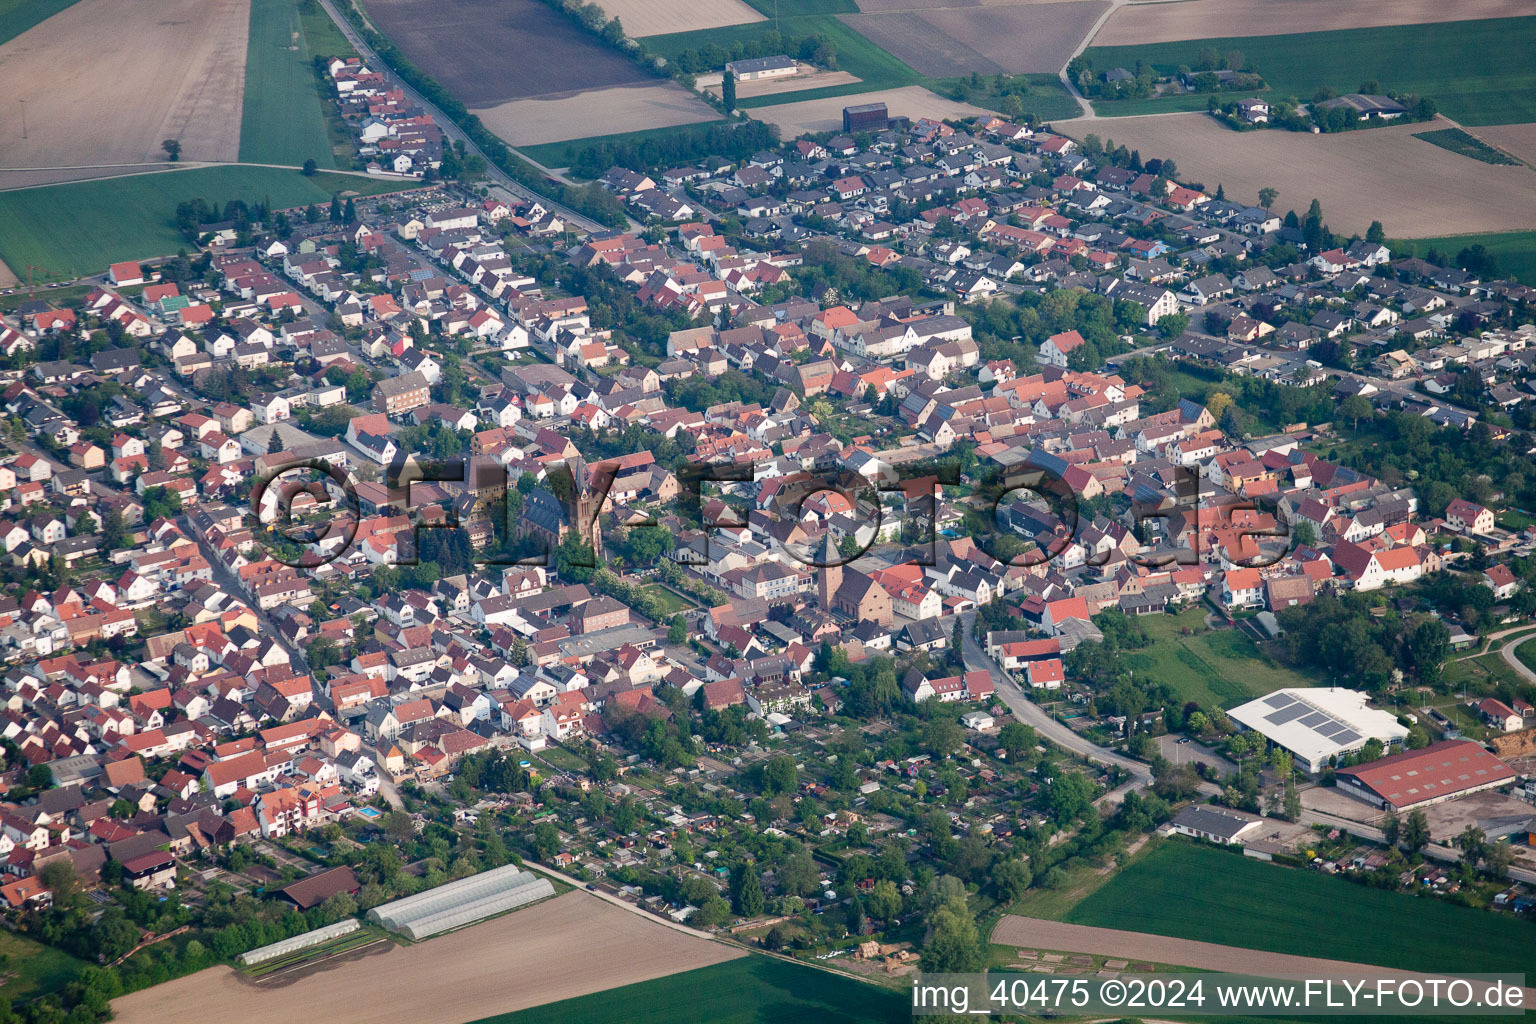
[816,530,893,627]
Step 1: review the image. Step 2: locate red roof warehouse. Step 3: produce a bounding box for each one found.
[1335,739,1515,812]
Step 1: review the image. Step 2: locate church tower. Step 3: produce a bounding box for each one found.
[816,529,842,613]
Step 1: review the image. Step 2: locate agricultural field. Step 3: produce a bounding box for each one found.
[239,0,339,167]
[1392,231,1536,286]
[1117,608,1314,710]
[1056,112,1536,237]
[518,121,731,171]
[839,0,1109,78]
[471,955,909,1024]
[0,0,81,46]
[1469,122,1536,166]
[599,0,762,38]
[1083,17,1536,125]
[473,83,717,147]
[0,929,90,1005]
[114,892,743,1024]
[1053,842,1536,977]
[1412,127,1520,165]
[0,165,415,279]
[0,0,248,174]
[752,85,989,136]
[1092,0,1534,46]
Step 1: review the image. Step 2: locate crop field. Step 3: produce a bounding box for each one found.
[1412,128,1520,165]
[1054,843,1536,977]
[0,165,416,278]
[518,120,730,170]
[1083,17,1536,125]
[0,0,248,173]
[473,83,717,147]
[1093,0,1535,46]
[753,85,989,136]
[840,1,1109,78]
[365,0,648,106]
[1469,122,1536,166]
[470,955,909,1024]
[239,0,338,167]
[1394,232,1536,287]
[0,0,81,46]
[1117,609,1307,709]
[1056,112,1536,237]
[599,0,762,38]
[115,892,743,1024]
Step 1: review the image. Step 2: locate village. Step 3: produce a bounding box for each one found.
[1,48,1536,1023]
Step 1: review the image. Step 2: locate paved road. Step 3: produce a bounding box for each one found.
[1499,633,1536,685]
[314,0,612,234]
[960,613,1151,782]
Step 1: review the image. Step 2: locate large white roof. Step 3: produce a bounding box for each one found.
[1228,687,1408,766]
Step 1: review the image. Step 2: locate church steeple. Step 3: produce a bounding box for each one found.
[817,529,842,612]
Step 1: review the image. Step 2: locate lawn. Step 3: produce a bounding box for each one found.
[0,929,89,1004]
[469,955,908,1024]
[0,0,79,45]
[519,121,731,172]
[1063,842,1536,977]
[240,0,342,167]
[640,583,697,617]
[1083,17,1536,125]
[1120,609,1312,709]
[0,165,420,278]
[644,16,924,108]
[1391,232,1536,287]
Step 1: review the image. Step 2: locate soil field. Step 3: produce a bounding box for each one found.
[471,955,909,1024]
[1056,112,1536,237]
[0,0,81,46]
[698,65,863,99]
[1094,0,1536,46]
[1041,842,1536,979]
[1083,17,1536,125]
[364,0,648,106]
[471,82,717,146]
[601,0,763,38]
[113,891,743,1024]
[752,84,988,135]
[841,0,1108,76]
[0,163,190,192]
[1471,122,1536,166]
[0,0,248,172]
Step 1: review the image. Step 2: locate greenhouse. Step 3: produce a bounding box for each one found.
[366,865,555,940]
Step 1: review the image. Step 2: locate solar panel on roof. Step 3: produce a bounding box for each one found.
[1299,711,1330,727]
[1263,693,1292,708]
[1266,705,1310,725]
[1334,730,1361,744]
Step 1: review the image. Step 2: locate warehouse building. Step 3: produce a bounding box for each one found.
[1228,687,1409,774]
[724,55,797,81]
[1336,739,1517,812]
[366,864,554,941]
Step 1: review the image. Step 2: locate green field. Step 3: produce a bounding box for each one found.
[1084,17,1536,125]
[1120,609,1313,709]
[738,0,857,18]
[1060,843,1536,977]
[470,956,907,1024]
[0,0,79,45]
[640,583,698,616]
[931,74,1082,123]
[0,165,417,278]
[519,121,732,171]
[1392,231,1536,286]
[0,929,89,1004]
[1411,127,1520,165]
[240,0,342,167]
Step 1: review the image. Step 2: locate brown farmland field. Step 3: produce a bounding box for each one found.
[0,0,247,174]
[472,82,717,146]
[841,0,1108,76]
[365,0,649,106]
[599,0,763,38]
[1093,0,1535,46]
[1470,123,1536,166]
[1056,112,1536,237]
[112,892,743,1024]
[755,85,989,135]
[699,65,864,99]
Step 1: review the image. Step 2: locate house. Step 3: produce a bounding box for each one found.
[1444,499,1494,535]
[1476,698,1523,733]
[1038,330,1085,369]
[1161,805,1264,845]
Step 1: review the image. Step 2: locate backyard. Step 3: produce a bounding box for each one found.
[1120,607,1315,709]
[0,930,90,1005]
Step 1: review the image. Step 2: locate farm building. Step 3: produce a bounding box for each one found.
[239,919,360,966]
[366,864,555,940]
[1335,739,1517,812]
[724,55,797,81]
[1160,805,1265,846]
[1228,687,1409,774]
[843,102,889,134]
[278,865,361,910]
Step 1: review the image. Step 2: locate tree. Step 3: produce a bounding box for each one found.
[730,863,764,917]
[162,139,181,162]
[868,879,902,922]
[1157,311,1190,339]
[320,891,358,922]
[268,430,287,454]
[668,614,687,644]
[777,843,819,897]
[1484,841,1514,878]
[922,897,983,972]
[27,763,52,790]
[1339,394,1372,431]
[302,158,318,176]
[761,754,797,796]
[1366,220,1386,244]
[722,70,737,113]
[100,507,128,549]
[329,195,343,222]
[993,858,1032,902]
[694,894,732,928]
[1257,186,1278,212]
[1402,808,1430,854]
[1454,825,1487,867]
[38,860,80,909]
[1382,809,1401,847]
[997,721,1036,763]
[531,820,560,860]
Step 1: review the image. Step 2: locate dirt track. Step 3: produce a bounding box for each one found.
[1056,112,1536,237]
[112,891,743,1024]
[0,0,247,172]
[1093,0,1534,46]
[994,916,1536,1004]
